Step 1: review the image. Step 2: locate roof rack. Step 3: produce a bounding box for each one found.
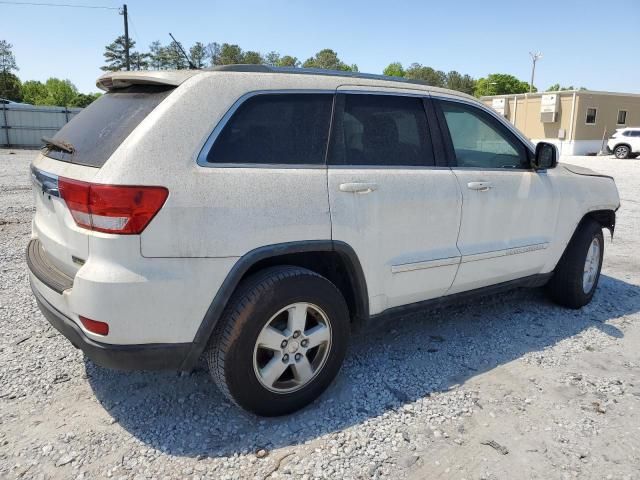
[206,64,433,88]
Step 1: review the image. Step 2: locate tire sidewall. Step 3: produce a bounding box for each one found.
[221,271,349,416]
[581,227,604,300]
[614,146,629,159]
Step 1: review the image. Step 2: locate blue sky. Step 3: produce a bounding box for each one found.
[3,0,639,94]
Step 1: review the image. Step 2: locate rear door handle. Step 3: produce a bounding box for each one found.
[339,182,378,194]
[467,181,493,191]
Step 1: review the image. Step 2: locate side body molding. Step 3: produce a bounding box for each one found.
[180,240,369,370]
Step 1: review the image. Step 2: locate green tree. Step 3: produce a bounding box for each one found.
[474,73,534,96]
[242,50,263,65]
[264,51,280,66]
[0,72,21,102]
[149,40,168,69]
[130,51,149,71]
[44,78,78,106]
[546,83,585,92]
[189,42,207,68]
[404,63,446,87]
[218,44,244,65]
[69,92,101,108]
[445,71,476,95]
[303,49,357,71]
[383,62,405,77]
[0,40,18,74]
[278,55,300,68]
[102,36,137,71]
[163,40,188,69]
[0,40,21,101]
[21,80,48,104]
[206,42,221,66]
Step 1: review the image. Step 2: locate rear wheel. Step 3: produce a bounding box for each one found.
[547,219,604,309]
[614,145,631,159]
[207,266,350,416]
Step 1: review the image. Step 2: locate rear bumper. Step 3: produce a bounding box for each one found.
[30,281,192,371]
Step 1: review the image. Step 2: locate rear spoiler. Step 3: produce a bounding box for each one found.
[96,70,200,91]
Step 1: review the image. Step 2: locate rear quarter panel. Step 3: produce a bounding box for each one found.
[93,73,344,258]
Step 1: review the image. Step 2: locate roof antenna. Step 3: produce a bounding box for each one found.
[169,32,198,69]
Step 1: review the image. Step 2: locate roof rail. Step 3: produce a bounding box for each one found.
[206,64,432,88]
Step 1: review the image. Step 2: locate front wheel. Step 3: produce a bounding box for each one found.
[547,219,604,309]
[207,266,350,416]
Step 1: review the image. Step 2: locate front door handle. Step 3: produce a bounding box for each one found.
[339,182,378,194]
[467,181,493,192]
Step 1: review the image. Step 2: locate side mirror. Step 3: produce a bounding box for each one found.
[532,142,558,170]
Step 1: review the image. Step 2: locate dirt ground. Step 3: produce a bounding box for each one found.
[0,150,639,480]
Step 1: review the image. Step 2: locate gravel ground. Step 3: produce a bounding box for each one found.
[1,149,639,480]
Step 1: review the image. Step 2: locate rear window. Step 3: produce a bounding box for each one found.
[43,85,173,167]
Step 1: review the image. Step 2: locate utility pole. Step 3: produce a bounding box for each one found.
[529,51,542,93]
[120,4,130,71]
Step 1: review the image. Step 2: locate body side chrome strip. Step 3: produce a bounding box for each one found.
[391,256,460,274]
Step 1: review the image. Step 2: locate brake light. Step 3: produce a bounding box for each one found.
[79,316,109,336]
[58,177,168,234]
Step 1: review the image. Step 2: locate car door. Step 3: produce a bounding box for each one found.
[327,88,462,314]
[631,130,640,152]
[433,97,560,294]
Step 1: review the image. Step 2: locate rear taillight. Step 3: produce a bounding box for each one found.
[79,316,109,336]
[58,177,168,234]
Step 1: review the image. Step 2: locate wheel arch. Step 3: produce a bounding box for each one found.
[613,143,632,154]
[180,240,369,370]
[585,209,616,236]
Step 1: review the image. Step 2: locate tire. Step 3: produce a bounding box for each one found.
[547,219,604,309]
[613,145,630,159]
[207,266,350,416]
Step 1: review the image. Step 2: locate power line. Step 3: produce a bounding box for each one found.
[0,1,118,9]
[127,12,142,47]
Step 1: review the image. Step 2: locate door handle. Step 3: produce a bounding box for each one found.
[467,181,493,192]
[339,182,378,194]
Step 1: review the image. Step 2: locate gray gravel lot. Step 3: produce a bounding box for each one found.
[1,149,639,480]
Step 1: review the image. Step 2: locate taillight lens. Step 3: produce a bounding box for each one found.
[58,178,168,234]
[79,316,109,336]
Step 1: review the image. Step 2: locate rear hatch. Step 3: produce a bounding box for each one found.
[31,78,180,281]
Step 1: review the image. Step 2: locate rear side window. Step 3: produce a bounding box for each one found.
[206,94,333,165]
[43,86,173,167]
[328,94,434,166]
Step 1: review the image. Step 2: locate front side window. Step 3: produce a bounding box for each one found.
[617,110,627,125]
[206,94,333,165]
[328,94,434,166]
[439,100,527,169]
[586,108,597,124]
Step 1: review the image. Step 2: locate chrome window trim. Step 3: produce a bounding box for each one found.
[196,89,335,168]
[328,165,450,171]
[430,93,536,157]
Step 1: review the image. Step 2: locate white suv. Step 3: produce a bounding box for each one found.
[28,66,620,416]
[608,127,640,159]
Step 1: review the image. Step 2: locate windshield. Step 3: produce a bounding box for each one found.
[43,85,174,167]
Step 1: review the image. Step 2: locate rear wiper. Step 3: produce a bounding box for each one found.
[42,137,75,154]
